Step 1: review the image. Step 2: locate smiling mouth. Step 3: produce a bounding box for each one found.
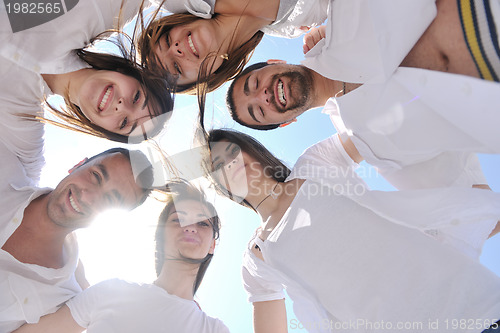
[188,33,199,57]
[98,86,112,112]
[277,80,286,107]
[69,190,82,214]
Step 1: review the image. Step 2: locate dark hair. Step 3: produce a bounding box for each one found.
[207,129,290,209]
[154,181,221,295]
[226,62,280,131]
[82,147,154,207]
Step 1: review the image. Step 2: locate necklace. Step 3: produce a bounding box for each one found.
[254,181,280,210]
[343,81,347,95]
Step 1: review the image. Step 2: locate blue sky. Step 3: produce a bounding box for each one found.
[39,17,500,333]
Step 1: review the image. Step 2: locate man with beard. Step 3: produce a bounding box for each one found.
[226,58,500,192]
[0,142,153,332]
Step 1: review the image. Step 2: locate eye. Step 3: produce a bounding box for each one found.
[231,145,241,156]
[92,171,102,185]
[133,91,140,104]
[174,62,182,75]
[197,221,210,227]
[120,117,128,130]
[165,33,171,47]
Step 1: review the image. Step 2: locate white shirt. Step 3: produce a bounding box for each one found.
[0,0,146,74]
[300,0,436,83]
[323,68,500,190]
[162,0,320,37]
[0,141,81,333]
[0,56,49,184]
[242,135,500,333]
[67,279,230,333]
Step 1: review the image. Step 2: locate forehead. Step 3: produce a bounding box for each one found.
[170,199,209,215]
[210,140,238,157]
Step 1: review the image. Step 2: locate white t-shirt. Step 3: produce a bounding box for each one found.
[323,68,500,190]
[162,0,322,37]
[67,279,230,333]
[0,141,81,333]
[242,135,500,333]
[0,0,146,74]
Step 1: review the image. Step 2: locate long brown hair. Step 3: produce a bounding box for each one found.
[155,181,221,295]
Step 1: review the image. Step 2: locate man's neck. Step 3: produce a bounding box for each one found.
[1,194,70,269]
[311,70,342,107]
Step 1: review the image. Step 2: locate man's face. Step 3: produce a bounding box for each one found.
[47,153,144,228]
[231,64,315,127]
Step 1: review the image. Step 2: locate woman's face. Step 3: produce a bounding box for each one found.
[210,140,264,199]
[164,200,216,260]
[154,19,225,85]
[75,70,157,136]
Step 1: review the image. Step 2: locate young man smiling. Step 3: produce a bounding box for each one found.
[0,142,153,332]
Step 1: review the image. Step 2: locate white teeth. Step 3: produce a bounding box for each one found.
[278,81,286,105]
[188,34,198,56]
[99,87,111,110]
[69,193,81,213]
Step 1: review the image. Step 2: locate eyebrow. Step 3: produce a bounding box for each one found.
[248,105,260,123]
[98,164,109,182]
[243,75,250,96]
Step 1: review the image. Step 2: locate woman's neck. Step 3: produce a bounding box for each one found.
[155,260,199,300]
[212,14,269,54]
[249,178,304,227]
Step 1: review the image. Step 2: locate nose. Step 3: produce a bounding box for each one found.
[253,87,270,105]
[114,97,135,115]
[224,156,239,171]
[184,223,198,233]
[168,40,184,57]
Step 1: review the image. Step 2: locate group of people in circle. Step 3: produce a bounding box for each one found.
[2,0,500,332]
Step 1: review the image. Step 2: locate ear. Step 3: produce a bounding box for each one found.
[208,239,216,255]
[278,118,297,128]
[267,59,287,64]
[68,158,88,174]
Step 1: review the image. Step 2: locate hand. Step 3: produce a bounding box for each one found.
[303,25,326,54]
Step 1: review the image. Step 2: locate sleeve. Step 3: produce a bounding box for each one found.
[260,0,329,38]
[302,0,437,83]
[241,250,285,303]
[160,0,215,18]
[65,279,117,328]
[288,134,369,190]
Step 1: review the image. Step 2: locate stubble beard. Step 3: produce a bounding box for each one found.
[269,69,313,115]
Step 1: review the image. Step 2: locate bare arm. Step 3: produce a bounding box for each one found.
[253,299,288,333]
[13,305,85,333]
